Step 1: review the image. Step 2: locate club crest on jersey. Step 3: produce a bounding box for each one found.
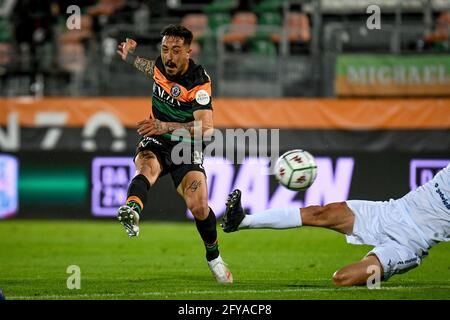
[171,85,181,98]
[153,83,181,107]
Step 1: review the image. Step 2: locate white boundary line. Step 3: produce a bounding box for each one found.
[8,286,450,300]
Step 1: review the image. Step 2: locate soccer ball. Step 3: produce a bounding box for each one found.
[274,149,318,191]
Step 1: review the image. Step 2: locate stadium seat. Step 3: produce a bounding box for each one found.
[255,0,287,13]
[0,42,12,66]
[250,37,277,56]
[255,12,283,43]
[223,12,257,45]
[0,18,12,42]
[190,40,201,60]
[259,12,283,27]
[88,0,125,16]
[58,43,86,73]
[203,0,239,14]
[181,13,208,39]
[208,13,231,34]
[424,11,450,43]
[271,12,311,43]
[193,13,230,57]
[202,12,231,52]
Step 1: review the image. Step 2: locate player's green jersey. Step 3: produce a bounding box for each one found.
[151,56,212,139]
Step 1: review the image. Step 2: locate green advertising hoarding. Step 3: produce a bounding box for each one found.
[336,55,450,96]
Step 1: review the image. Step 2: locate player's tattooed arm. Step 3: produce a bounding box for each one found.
[164,121,196,135]
[117,38,154,77]
[158,110,214,138]
[137,110,213,138]
[131,56,155,77]
[137,119,197,137]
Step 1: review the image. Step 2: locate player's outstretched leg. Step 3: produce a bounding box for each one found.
[222,189,354,235]
[221,189,246,233]
[117,173,150,237]
[332,254,383,286]
[117,205,140,237]
[222,189,302,232]
[117,150,159,237]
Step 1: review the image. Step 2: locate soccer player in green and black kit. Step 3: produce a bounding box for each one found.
[116,25,232,283]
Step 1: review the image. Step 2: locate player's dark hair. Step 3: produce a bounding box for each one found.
[160,24,193,46]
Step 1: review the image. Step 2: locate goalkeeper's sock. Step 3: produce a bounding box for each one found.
[239,207,302,229]
[125,174,150,215]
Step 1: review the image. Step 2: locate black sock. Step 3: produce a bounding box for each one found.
[195,208,220,261]
[126,174,150,214]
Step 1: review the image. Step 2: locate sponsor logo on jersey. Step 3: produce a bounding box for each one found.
[195,89,210,106]
[153,83,181,107]
[140,137,162,148]
[434,182,450,211]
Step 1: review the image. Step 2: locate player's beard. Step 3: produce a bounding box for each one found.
[165,61,187,79]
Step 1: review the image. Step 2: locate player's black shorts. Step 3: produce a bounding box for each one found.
[134,135,205,188]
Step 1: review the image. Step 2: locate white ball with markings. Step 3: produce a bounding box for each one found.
[274,149,318,191]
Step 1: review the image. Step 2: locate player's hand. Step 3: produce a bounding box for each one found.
[137,119,169,137]
[117,38,137,61]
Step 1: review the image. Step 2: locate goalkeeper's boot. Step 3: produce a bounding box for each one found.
[207,255,233,284]
[117,205,140,237]
[221,189,246,233]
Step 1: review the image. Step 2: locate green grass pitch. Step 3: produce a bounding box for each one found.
[0,220,449,300]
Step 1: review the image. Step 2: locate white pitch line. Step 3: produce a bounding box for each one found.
[8,286,450,300]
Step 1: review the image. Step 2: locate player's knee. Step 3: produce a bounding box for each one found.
[135,151,160,184]
[308,205,331,226]
[313,202,346,225]
[324,202,347,211]
[187,199,209,220]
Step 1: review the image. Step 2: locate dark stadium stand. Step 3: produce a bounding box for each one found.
[0,0,449,96]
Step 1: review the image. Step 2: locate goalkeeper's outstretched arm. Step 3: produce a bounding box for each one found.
[117,38,155,77]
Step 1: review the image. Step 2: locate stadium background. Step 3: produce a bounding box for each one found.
[0,0,449,301]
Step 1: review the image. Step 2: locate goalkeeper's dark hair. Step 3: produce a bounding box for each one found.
[161,24,193,46]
